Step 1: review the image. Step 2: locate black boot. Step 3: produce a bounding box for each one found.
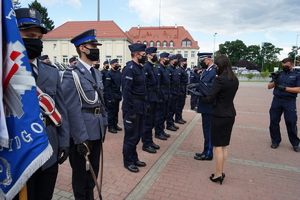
[85,190,94,200]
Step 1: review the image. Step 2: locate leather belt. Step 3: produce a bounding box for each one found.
[43,117,53,127]
[160,85,170,88]
[147,87,159,92]
[132,95,147,100]
[274,95,296,99]
[171,84,180,88]
[82,107,101,115]
[111,90,120,93]
[180,82,187,85]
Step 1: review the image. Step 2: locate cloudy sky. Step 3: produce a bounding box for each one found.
[18,0,300,60]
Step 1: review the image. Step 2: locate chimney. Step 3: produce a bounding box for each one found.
[175,23,177,28]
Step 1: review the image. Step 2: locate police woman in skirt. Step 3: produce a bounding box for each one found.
[201,55,239,185]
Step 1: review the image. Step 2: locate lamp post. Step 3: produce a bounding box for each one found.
[294,34,300,67]
[213,33,217,62]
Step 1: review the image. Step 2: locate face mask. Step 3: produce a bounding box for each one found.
[200,62,208,69]
[163,60,169,66]
[23,38,43,59]
[151,55,158,63]
[183,64,187,69]
[114,65,120,70]
[282,66,290,73]
[94,64,100,69]
[105,65,109,69]
[173,61,179,67]
[138,55,147,64]
[194,69,198,72]
[84,46,99,61]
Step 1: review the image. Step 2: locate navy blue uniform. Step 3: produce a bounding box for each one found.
[142,61,159,147]
[176,66,188,121]
[154,64,170,136]
[190,71,200,110]
[166,65,180,127]
[269,71,300,147]
[197,65,217,157]
[104,70,122,129]
[122,60,147,166]
[101,68,109,104]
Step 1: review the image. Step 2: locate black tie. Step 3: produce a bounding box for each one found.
[90,67,97,82]
[30,63,38,80]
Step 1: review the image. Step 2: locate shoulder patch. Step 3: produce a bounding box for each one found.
[125,76,133,80]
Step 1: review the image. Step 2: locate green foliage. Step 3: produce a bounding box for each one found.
[288,46,300,65]
[28,0,54,31]
[260,70,270,78]
[13,0,22,9]
[218,39,248,65]
[245,73,255,80]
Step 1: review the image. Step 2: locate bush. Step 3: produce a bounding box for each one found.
[260,71,270,78]
[245,73,255,80]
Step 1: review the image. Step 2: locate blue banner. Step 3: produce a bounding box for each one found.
[0,1,53,199]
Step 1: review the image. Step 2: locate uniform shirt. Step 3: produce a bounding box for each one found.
[177,66,188,93]
[272,70,300,98]
[121,60,147,115]
[104,69,122,101]
[101,68,109,84]
[144,61,159,102]
[190,71,200,83]
[168,64,180,95]
[201,65,217,87]
[154,63,171,101]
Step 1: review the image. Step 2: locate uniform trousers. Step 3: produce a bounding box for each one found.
[175,93,186,121]
[201,113,213,157]
[269,96,300,146]
[107,100,120,129]
[142,102,157,147]
[123,112,144,166]
[190,93,199,109]
[155,100,169,136]
[13,163,58,200]
[69,139,101,199]
[166,95,178,127]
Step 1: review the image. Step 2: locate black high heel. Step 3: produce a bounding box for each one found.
[209,175,224,185]
[222,173,225,178]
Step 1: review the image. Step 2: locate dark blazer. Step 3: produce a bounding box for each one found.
[37,60,69,170]
[202,72,239,117]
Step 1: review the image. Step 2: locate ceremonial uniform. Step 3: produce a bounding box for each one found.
[190,68,200,110]
[122,43,147,172]
[62,29,107,200]
[142,47,160,152]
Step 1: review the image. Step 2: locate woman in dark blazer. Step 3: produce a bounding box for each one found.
[201,55,239,185]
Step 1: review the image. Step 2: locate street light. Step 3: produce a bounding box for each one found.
[294,34,300,67]
[213,33,217,62]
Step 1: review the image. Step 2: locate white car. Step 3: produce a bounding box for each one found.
[249,70,260,75]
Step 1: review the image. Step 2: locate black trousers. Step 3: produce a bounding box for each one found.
[13,163,58,200]
[69,139,102,199]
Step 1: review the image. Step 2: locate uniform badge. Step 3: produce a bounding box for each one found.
[93,29,97,36]
[29,9,36,18]
[79,67,85,73]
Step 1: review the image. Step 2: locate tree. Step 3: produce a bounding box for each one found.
[28,0,55,31]
[13,0,22,9]
[288,46,300,66]
[218,40,248,65]
[261,42,283,71]
[244,45,262,66]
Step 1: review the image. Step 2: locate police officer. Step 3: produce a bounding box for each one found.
[93,60,101,70]
[69,56,78,66]
[40,54,50,63]
[268,57,300,152]
[62,29,107,200]
[194,53,217,161]
[101,60,109,83]
[14,8,69,200]
[166,55,180,131]
[105,59,122,133]
[154,53,171,140]
[141,47,160,154]
[122,43,147,173]
[175,58,188,124]
[190,66,200,111]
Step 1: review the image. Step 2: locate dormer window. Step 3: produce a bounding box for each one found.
[150,41,154,47]
[182,39,191,47]
[156,41,161,47]
[137,41,141,43]
[170,41,174,47]
[144,41,148,46]
[163,41,167,47]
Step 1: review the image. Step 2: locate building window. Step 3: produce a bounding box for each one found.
[182,41,186,46]
[187,41,191,46]
[163,41,167,47]
[191,62,195,66]
[143,41,147,46]
[150,41,154,47]
[137,41,141,43]
[157,51,160,58]
[169,52,173,56]
[156,41,160,47]
[191,51,195,58]
[141,36,146,38]
[117,56,123,66]
[182,39,191,47]
[54,56,57,63]
[170,41,174,47]
[53,44,57,50]
[177,51,181,55]
[62,56,68,64]
[184,51,188,57]
[106,56,111,62]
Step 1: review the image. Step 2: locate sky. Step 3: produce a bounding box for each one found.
[18,0,300,60]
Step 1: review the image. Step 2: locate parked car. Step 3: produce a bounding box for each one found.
[249,70,260,75]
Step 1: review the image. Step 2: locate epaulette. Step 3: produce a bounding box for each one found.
[41,61,57,68]
[74,65,86,74]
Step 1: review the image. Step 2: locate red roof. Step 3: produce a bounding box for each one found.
[43,21,131,40]
[125,26,199,48]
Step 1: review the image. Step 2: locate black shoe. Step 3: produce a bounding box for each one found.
[293,146,300,152]
[271,143,279,149]
[108,128,117,133]
[175,119,185,124]
[173,125,179,129]
[209,175,224,185]
[166,126,177,131]
[142,146,156,153]
[181,119,187,123]
[115,126,122,131]
[155,134,168,140]
[151,143,160,149]
[193,108,197,111]
[194,154,213,161]
[163,132,170,138]
[195,152,203,157]
[135,160,146,167]
[124,165,139,172]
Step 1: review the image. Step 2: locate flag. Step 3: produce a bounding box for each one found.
[0,1,53,199]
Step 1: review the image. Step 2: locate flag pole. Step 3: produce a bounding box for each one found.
[19,184,28,200]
